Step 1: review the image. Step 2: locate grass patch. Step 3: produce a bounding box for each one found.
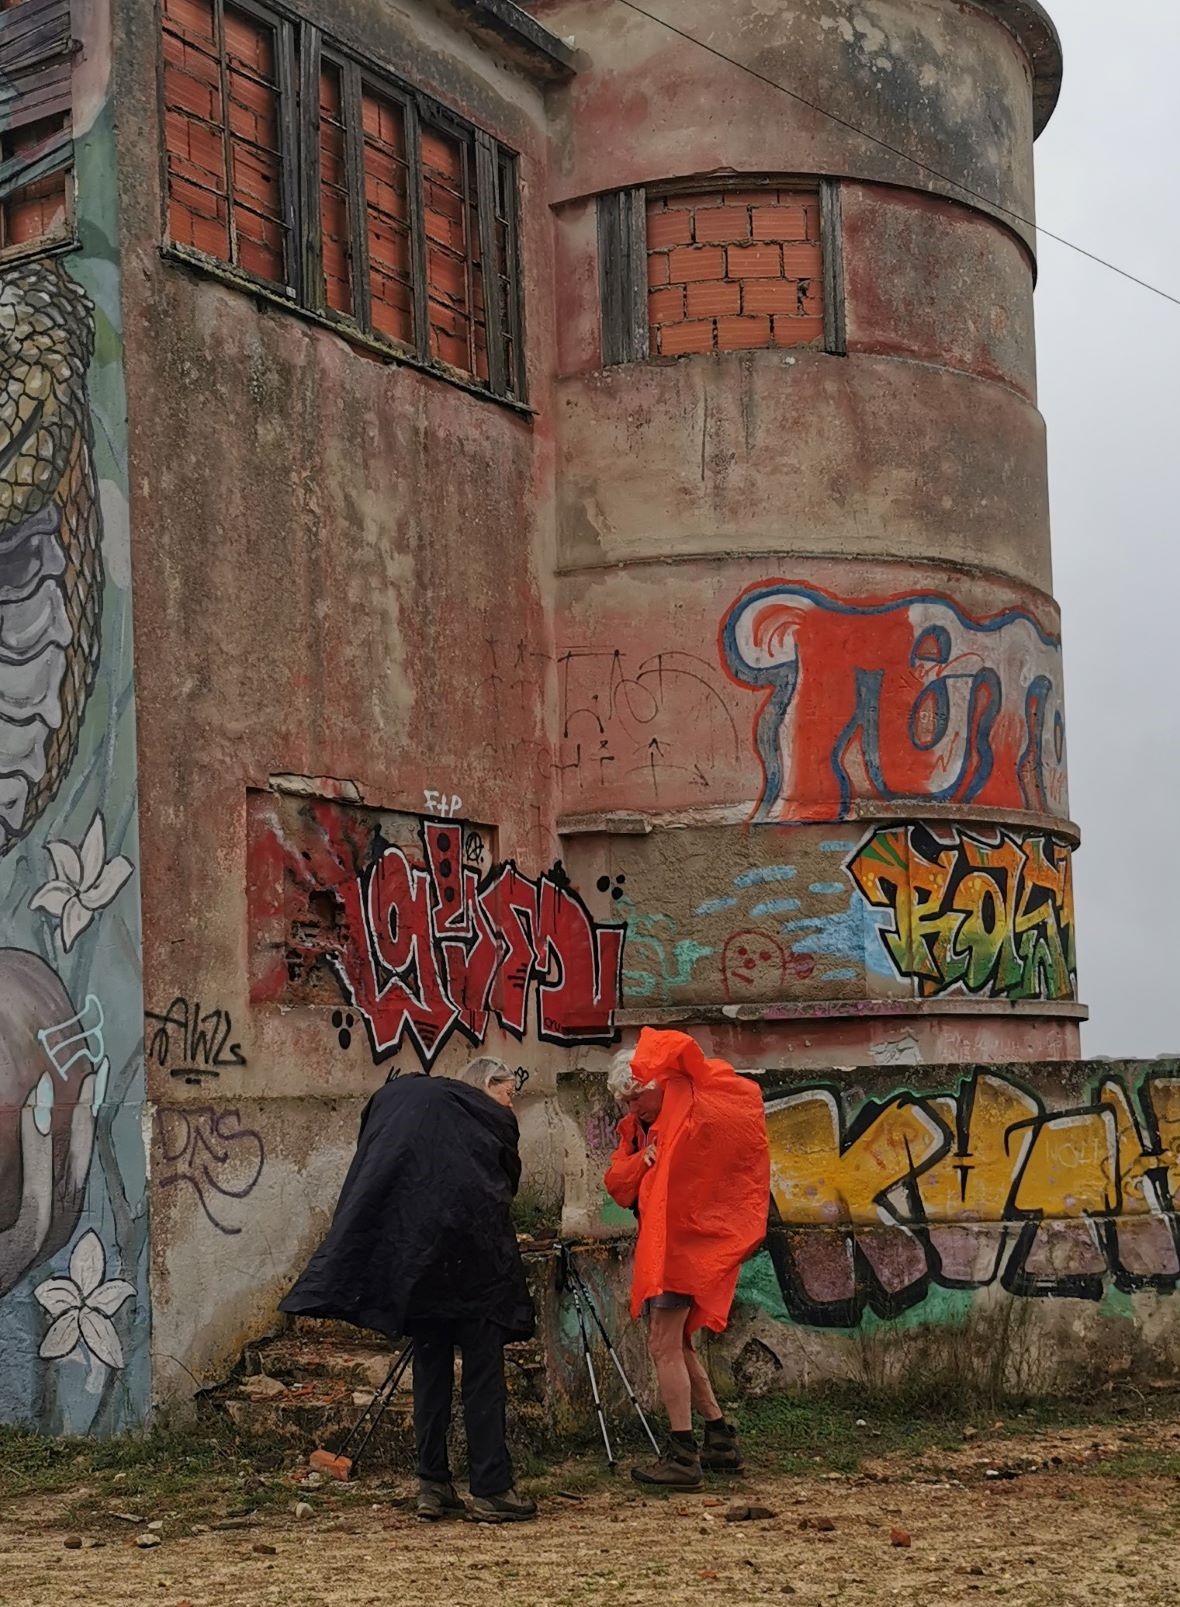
[0,1410,380,1534]
[1085,1446,1180,1479]
[4,1383,1180,1527]
[522,1382,1180,1490]
[726,1385,1180,1479]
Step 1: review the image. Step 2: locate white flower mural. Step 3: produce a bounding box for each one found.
[34,1230,135,1371]
[29,811,133,951]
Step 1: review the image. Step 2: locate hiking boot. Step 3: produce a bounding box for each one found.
[469,1487,538,1524]
[700,1419,744,1472]
[416,1479,466,1521]
[631,1440,703,1490]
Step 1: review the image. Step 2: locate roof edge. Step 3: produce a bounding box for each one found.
[964,0,1062,136]
[446,0,578,81]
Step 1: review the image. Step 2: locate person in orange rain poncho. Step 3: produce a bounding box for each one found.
[604,1028,770,1489]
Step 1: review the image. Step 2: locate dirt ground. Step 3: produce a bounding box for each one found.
[4,1415,1180,1607]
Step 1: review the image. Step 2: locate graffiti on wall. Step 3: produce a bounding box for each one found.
[602,817,1077,1014]
[248,796,626,1068]
[145,997,247,1081]
[720,581,1066,824]
[762,1070,1180,1327]
[0,15,147,1431]
[155,1107,265,1236]
[849,824,1077,1002]
[558,646,742,799]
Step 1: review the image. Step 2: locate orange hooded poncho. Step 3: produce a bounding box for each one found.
[604,1028,770,1336]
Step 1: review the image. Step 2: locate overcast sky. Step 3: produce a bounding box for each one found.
[1035,2,1180,1057]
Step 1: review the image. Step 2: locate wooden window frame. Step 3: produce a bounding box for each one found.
[0,0,77,264]
[160,2,528,406]
[599,175,846,366]
[298,30,526,402]
[161,0,300,298]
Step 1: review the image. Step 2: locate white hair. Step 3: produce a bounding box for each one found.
[458,1056,514,1090]
[607,1048,640,1101]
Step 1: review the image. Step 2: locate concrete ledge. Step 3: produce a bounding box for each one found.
[447,0,578,80]
[964,0,1063,135]
[615,1000,1090,1026]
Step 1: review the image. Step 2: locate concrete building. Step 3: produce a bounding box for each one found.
[6,0,1169,1439]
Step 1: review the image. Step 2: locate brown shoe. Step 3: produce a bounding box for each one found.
[469,1487,538,1523]
[631,1440,703,1490]
[700,1419,744,1472]
[416,1479,466,1520]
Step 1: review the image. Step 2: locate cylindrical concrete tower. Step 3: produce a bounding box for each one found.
[537,0,1079,1067]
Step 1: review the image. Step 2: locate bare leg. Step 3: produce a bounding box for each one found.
[647,1307,693,1433]
[683,1336,723,1422]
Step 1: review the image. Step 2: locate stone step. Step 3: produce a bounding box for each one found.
[216,1322,551,1473]
[244,1336,399,1392]
[213,1241,643,1467]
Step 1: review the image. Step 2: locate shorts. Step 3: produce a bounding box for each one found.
[643,1291,692,1317]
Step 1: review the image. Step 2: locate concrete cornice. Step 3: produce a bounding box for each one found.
[964,0,1063,135]
[446,0,578,80]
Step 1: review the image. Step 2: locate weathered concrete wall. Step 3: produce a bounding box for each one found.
[543,0,1077,1066]
[556,1060,1180,1404]
[102,0,1089,1414]
[0,0,149,1432]
[110,0,593,1402]
[533,0,1046,246]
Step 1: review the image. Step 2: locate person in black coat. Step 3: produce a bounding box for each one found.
[279,1058,537,1523]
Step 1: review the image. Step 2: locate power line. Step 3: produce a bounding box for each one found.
[614,0,1180,310]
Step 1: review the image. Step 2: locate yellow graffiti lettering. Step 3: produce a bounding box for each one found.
[847,827,959,989]
[917,1074,1040,1223]
[744,1071,1180,1327]
[849,825,1077,1003]
[766,1089,949,1228]
[1012,1110,1119,1218]
[1139,1079,1180,1206]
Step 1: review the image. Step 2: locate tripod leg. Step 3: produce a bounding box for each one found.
[601,1337,662,1456]
[571,1282,615,1469]
[349,1339,415,1472]
[569,1264,662,1456]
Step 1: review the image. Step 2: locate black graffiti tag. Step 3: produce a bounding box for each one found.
[145,997,247,1080]
[155,1106,264,1235]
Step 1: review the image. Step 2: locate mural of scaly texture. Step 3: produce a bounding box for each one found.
[0,27,147,1434]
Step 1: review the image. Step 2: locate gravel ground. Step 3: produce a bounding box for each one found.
[3,1418,1180,1607]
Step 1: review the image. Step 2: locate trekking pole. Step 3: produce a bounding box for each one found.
[568,1263,616,1469]
[309,1338,414,1480]
[564,1254,661,1457]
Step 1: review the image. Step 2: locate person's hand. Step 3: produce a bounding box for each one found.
[643,1144,657,1168]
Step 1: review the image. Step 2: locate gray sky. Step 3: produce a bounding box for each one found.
[1035,2,1180,1056]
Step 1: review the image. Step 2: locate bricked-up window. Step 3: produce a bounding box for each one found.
[600,179,846,365]
[317,61,351,316]
[158,5,527,403]
[0,0,76,255]
[162,0,294,284]
[303,43,525,401]
[647,189,823,355]
[361,87,412,343]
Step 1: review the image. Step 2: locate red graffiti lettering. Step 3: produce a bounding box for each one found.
[259,806,625,1067]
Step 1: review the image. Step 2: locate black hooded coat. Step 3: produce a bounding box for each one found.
[279,1074,535,1343]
